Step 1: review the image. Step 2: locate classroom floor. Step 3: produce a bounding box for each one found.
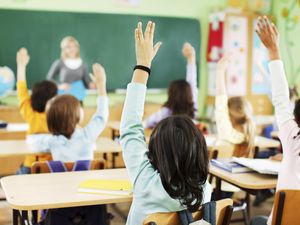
[0,190,273,225]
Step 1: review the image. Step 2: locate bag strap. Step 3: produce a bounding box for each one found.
[178,210,193,225]
[202,202,216,225]
[47,161,67,173]
[72,160,91,171]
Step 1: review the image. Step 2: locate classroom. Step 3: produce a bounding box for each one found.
[0,0,299,224]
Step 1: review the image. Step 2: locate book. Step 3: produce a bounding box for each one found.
[78,179,132,196]
[211,158,252,173]
[58,80,86,101]
[232,157,280,175]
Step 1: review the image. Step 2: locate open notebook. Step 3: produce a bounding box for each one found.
[232,157,281,175]
[78,179,132,196]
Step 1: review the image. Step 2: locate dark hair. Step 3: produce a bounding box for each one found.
[46,95,81,139]
[164,80,195,118]
[147,115,208,212]
[31,81,57,113]
[294,99,300,126]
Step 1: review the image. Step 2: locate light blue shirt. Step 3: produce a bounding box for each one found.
[27,96,109,162]
[120,83,211,225]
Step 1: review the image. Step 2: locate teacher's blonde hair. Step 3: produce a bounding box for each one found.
[60,36,80,59]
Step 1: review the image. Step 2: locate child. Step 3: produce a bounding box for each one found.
[27,63,108,162]
[47,36,92,92]
[251,16,300,225]
[120,21,211,225]
[144,42,198,128]
[215,56,256,157]
[16,48,58,174]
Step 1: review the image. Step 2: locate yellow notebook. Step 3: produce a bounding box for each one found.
[78,179,132,196]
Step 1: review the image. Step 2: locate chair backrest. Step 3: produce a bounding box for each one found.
[31,159,105,174]
[143,199,233,225]
[272,190,300,225]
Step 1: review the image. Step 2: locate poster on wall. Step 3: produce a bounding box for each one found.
[207,12,225,96]
[252,20,270,95]
[224,15,248,96]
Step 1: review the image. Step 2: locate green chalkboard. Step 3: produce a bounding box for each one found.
[0,9,200,90]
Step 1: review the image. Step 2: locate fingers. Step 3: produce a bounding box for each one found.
[137,22,144,42]
[153,42,162,57]
[144,21,155,41]
[271,22,279,36]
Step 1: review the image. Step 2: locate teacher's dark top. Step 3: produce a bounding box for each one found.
[47,59,89,87]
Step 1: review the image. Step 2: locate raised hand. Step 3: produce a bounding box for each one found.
[256,16,280,60]
[90,63,107,96]
[135,21,162,68]
[16,48,30,68]
[217,55,231,72]
[182,42,196,64]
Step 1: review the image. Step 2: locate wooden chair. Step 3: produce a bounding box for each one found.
[31,159,106,174]
[271,190,300,225]
[143,198,233,225]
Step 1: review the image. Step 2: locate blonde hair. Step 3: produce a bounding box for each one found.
[228,97,256,157]
[60,36,80,59]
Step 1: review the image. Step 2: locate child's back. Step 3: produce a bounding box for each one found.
[120,21,211,224]
[28,64,109,162]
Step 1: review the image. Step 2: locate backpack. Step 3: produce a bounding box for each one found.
[178,201,216,225]
[38,160,109,225]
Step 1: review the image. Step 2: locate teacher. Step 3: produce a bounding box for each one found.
[47,36,91,100]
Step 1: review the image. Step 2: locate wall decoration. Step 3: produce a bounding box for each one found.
[252,19,270,95]
[248,0,272,14]
[224,15,248,96]
[279,0,300,85]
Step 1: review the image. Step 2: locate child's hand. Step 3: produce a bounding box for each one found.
[182,42,195,64]
[135,21,162,68]
[256,16,280,60]
[217,56,230,72]
[16,48,30,68]
[59,83,70,91]
[90,63,107,96]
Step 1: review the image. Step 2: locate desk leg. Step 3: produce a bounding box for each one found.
[112,153,119,168]
[246,193,251,219]
[215,177,222,200]
[13,209,19,225]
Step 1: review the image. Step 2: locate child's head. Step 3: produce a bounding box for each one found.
[60,36,80,59]
[164,80,195,118]
[228,97,255,155]
[147,115,208,211]
[46,95,81,139]
[31,81,57,113]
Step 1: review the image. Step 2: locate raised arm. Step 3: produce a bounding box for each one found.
[256,16,293,129]
[16,48,34,120]
[120,21,161,183]
[215,56,245,144]
[82,63,109,140]
[182,42,198,112]
[47,59,60,81]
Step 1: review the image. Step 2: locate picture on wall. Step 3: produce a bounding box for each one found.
[251,19,270,95]
[224,15,248,96]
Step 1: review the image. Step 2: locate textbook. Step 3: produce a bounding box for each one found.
[211,158,252,173]
[78,179,132,196]
[232,157,280,175]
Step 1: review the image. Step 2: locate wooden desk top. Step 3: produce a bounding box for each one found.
[271,131,279,139]
[107,121,121,132]
[205,135,280,150]
[209,165,277,190]
[0,137,122,157]
[1,169,131,210]
[0,123,28,140]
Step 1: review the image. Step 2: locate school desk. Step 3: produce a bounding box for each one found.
[0,137,122,175]
[210,164,277,218]
[0,123,28,140]
[0,168,131,225]
[205,135,280,150]
[271,131,279,139]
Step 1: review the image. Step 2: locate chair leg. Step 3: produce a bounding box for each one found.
[242,207,250,225]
